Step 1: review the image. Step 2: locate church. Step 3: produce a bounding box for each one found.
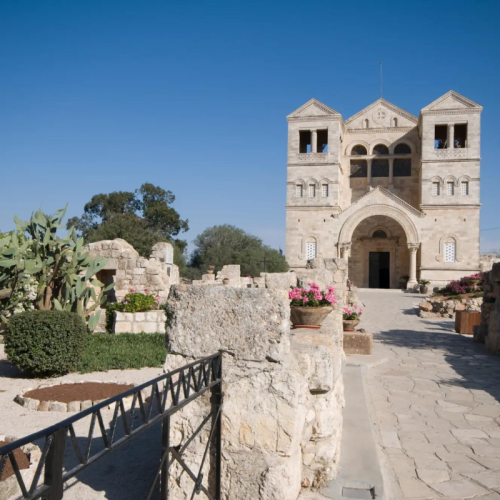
[285,91,482,289]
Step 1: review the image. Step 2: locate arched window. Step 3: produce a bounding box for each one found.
[372,230,387,239]
[364,119,369,129]
[444,238,456,263]
[393,117,398,127]
[305,238,317,260]
[351,145,368,156]
[295,184,303,197]
[308,184,316,197]
[373,144,389,155]
[394,143,411,154]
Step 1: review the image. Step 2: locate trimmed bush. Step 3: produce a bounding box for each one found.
[77,333,167,373]
[5,310,88,377]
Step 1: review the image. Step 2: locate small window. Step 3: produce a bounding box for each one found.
[317,129,328,153]
[454,124,467,148]
[351,145,368,156]
[372,230,387,238]
[432,182,440,196]
[435,125,448,149]
[394,143,411,155]
[444,241,456,262]
[306,241,316,260]
[364,119,369,129]
[461,181,469,195]
[373,144,389,155]
[309,184,316,197]
[299,131,312,153]
[321,184,329,197]
[393,117,398,127]
[295,184,303,197]
[446,182,454,195]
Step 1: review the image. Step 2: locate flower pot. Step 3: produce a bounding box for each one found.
[420,285,429,294]
[222,278,229,285]
[206,270,214,275]
[343,319,360,331]
[290,306,333,329]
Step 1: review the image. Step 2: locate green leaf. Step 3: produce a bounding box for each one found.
[0,259,17,267]
[53,299,63,311]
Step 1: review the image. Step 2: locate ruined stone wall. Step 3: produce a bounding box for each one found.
[84,238,179,302]
[163,260,346,499]
[485,264,500,354]
[419,296,483,318]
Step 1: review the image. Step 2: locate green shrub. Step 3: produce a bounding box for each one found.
[77,333,167,372]
[5,310,88,377]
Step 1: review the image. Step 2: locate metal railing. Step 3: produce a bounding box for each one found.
[0,352,223,500]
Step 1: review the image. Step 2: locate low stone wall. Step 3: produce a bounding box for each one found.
[164,260,346,499]
[419,296,482,318]
[484,265,500,354]
[113,310,166,333]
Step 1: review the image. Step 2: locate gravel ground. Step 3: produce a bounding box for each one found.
[0,343,165,499]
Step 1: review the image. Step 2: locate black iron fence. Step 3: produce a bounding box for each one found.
[0,352,223,500]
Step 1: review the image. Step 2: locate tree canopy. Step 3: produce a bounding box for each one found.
[68,183,189,260]
[189,225,288,277]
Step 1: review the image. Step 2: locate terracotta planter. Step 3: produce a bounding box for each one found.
[290,306,333,329]
[343,319,360,331]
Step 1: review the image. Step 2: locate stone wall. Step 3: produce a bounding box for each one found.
[163,260,346,499]
[419,295,483,318]
[113,310,166,334]
[484,264,500,354]
[84,238,179,302]
[480,253,500,273]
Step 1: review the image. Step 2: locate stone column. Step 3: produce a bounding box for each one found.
[311,129,317,153]
[340,243,351,270]
[407,243,419,289]
[367,159,372,189]
[447,123,455,149]
[389,158,394,187]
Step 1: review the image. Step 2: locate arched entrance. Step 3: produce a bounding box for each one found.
[338,204,420,289]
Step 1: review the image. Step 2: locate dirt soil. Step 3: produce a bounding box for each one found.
[0,441,30,481]
[23,382,134,403]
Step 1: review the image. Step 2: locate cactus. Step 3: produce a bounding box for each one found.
[0,206,114,328]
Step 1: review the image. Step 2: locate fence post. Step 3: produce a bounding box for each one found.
[211,354,223,500]
[44,428,66,500]
[160,415,170,500]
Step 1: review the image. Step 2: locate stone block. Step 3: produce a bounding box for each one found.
[141,322,160,333]
[344,331,373,355]
[103,258,118,270]
[37,400,50,411]
[49,401,68,412]
[81,400,93,411]
[166,285,290,363]
[67,401,80,412]
[134,312,146,322]
[263,272,298,290]
[114,321,132,333]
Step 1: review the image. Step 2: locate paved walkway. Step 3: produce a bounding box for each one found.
[360,289,500,500]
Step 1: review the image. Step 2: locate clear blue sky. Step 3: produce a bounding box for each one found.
[1,0,499,254]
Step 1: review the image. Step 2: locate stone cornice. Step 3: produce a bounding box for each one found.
[421,158,480,163]
[421,109,482,116]
[285,206,341,212]
[287,115,342,123]
[335,186,425,219]
[345,126,415,134]
[345,98,418,125]
[420,204,481,210]
[287,162,340,167]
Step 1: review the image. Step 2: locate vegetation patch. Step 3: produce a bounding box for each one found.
[77,333,167,373]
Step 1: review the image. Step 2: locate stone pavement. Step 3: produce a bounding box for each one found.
[360,289,500,500]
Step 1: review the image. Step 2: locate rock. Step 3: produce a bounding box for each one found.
[80,400,93,410]
[67,401,80,412]
[263,272,297,291]
[49,401,68,412]
[37,400,50,411]
[166,285,291,363]
[419,301,433,312]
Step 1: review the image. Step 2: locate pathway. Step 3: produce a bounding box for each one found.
[360,289,500,500]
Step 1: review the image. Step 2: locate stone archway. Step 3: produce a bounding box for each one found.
[338,204,420,288]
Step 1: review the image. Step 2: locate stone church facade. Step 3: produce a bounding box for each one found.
[285,91,482,289]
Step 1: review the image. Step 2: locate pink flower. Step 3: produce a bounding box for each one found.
[303,297,309,303]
